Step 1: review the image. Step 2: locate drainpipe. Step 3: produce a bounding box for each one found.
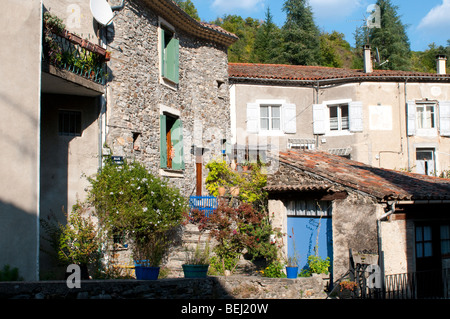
[404,79,411,171]
[376,201,395,291]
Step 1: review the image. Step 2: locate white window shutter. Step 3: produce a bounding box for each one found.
[439,101,450,136]
[407,101,416,136]
[313,104,326,135]
[282,103,297,134]
[246,103,259,133]
[349,101,363,132]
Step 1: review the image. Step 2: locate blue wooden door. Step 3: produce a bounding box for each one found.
[287,216,333,273]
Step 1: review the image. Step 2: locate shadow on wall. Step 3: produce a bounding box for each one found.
[0,201,38,281]
[39,93,100,278]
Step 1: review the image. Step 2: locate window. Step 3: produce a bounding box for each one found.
[260,105,281,131]
[160,25,179,84]
[416,148,435,176]
[313,101,362,135]
[246,102,296,134]
[441,225,450,257]
[58,110,81,136]
[160,113,184,170]
[286,200,332,217]
[329,104,349,131]
[416,225,433,258]
[416,103,435,129]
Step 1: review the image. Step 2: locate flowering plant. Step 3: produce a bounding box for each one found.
[88,157,187,266]
[339,280,358,291]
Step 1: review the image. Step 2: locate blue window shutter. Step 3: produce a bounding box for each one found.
[246,103,259,133]
[160,114,167,168]
[439,101,450,136]
[407,101,416,136]
[313,104,326,135]
[283,103,297,134]
[171,118,184,170]
[349,101,363,132]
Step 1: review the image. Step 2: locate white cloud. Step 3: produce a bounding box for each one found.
[418,0,450,31]
[309,0,363,21]
[211,0,265,14]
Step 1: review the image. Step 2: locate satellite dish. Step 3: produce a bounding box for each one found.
[90,0,114,26]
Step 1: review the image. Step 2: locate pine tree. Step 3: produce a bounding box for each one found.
[252,7,282,64]
[278,0,320,66]
[355,0,411,70]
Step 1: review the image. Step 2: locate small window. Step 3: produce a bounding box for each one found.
[329,104,349,131]
[441,225,450,256]
[260,105,281,131]
[416,103,435,129]
[416,148,435,176]
[58,110,81,136]
[160,113,184,170]
[416,225,433,258]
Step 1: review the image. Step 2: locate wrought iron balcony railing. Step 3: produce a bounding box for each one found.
[42,12,110,85]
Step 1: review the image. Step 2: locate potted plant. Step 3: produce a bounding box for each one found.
[339,280,357,299]
[88,158,187,280]
[182,239,211,278]
[41,202,101,280]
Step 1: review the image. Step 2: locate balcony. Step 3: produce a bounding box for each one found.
[41,12,110,96]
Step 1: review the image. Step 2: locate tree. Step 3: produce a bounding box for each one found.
[355,0,411,71]
[174,0,200,21]
[319,31,354,68]
[411,42,450,73]
[252,7,282,64]
[278,0,320,65]
[214,15,260,63]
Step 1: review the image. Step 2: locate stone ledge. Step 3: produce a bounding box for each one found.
[0,275,327,299]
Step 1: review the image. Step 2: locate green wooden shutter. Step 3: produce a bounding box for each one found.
[166,37,179,84]
[171,118,184,170]
[160,114,167,168]
[161,28,166,78]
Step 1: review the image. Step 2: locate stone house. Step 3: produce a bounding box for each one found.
[229,47,450,176]
[0,0,236,280]
[266,149,450,296]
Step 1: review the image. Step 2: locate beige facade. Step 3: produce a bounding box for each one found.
[1,0,235,280]
[230,65,450,176]
[0,0,43,281]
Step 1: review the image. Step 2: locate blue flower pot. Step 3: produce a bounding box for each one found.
[134,261,160,280]
[286,266,298,279]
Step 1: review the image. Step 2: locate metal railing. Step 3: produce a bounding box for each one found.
[42,21,109,85]
[189,196,218,218]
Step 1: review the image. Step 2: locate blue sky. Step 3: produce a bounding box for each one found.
[191,0,450,52]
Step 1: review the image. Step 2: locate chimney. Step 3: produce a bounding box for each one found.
[364,45,373,73]
[436,55,447,75]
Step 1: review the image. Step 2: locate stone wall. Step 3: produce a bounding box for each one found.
[0,275,327,299]
[105,0,231,195]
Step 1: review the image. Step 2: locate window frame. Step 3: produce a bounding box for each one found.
[159,105,184,174]
[328,103,349,132]
[416,102,436,130]
[58,110,82,137]
[159,18,179,87]
[260,104,281,132]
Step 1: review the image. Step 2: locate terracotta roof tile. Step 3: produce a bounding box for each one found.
[228,63,450,83]
[274,150,450,201]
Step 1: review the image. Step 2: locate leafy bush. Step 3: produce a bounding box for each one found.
[87,157,187,266]
[300,255,330,277]
[0,265,23,281]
